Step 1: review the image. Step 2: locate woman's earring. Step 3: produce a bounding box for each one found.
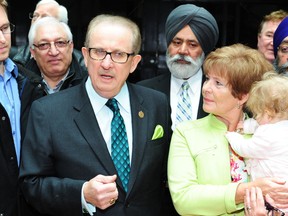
[237,102,241,109]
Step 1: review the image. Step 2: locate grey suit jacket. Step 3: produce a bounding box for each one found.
[19,81,169,216]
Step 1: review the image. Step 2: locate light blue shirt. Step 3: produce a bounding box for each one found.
[0,58,21,165]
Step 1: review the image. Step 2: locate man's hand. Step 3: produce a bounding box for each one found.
[83,174,118,210]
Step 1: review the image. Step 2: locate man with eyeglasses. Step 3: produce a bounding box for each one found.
[273,16,288,76]
[11,0,86,74]
[257,10,288,63]
[0,0,32,215]
[19,16,87,138]
[19,14,170,216]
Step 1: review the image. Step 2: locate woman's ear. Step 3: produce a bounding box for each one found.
[239,93,249,105]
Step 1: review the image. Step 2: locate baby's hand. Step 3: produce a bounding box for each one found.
[235,121,244,134]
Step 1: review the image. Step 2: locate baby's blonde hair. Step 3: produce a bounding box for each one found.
[247,72,288,119]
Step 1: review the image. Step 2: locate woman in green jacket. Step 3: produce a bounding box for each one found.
[168,43,288,216]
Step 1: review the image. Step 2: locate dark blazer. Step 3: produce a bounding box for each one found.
[19,81,170,216]
[0,104,19,216]
[0,67,28,216]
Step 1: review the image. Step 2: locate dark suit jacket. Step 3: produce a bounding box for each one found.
[0,104,19,216]
[19,81,170,216]
[0,67,29,216]
[138,72,208,137]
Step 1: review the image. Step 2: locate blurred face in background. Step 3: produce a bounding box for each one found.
[30,3,59,24]
[275,39,288,74]
[0,5,11,62]
[257,20,282,63]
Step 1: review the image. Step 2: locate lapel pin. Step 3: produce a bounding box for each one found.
[138,111,144,118]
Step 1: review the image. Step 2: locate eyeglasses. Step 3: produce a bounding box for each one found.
[88,48,134,64]
[0,23,15,34]
[265,201,285,216]
[29,12,41,21]
[33,40,71,51]
[278,45,288,54]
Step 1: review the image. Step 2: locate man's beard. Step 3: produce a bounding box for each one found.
[274,57,288,76]
[166,52,205,79]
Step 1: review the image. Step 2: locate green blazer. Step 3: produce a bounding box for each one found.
[168,114,245,216]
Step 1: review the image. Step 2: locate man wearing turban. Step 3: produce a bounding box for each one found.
[273,16,288,76]
[138,4,219,215]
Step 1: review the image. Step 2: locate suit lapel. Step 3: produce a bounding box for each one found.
[73,84,117,175]
[126,84,148,195]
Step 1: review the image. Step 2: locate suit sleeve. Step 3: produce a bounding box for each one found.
[19,100,85,215]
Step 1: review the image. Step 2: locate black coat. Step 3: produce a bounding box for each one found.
[0,69,27,216]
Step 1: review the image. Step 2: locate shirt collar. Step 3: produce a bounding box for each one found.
[171,67,203,94]
[4,58,18,78]
[85,77,130,114]
[41,69,70,94]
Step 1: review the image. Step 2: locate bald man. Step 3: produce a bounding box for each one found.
[137,4,219,215]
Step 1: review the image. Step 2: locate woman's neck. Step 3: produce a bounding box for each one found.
[215,111,244,132]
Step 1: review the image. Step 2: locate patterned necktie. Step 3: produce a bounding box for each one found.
[106,98,130,192]
[175,81,192,127]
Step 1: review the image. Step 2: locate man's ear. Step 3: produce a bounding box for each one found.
[129,54,142,74]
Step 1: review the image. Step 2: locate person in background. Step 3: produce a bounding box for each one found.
[19,14,170,216]
[138,4,218,131]
[168,43,288,216]
[257,9,288,63]
[19,16,87,137]
[138,5,219,214]
[12,0,86,72]
[273,16,288,76]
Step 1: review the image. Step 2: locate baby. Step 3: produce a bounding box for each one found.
[226,72,288,181]
[226,72,288,214]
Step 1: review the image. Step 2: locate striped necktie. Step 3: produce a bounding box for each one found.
[175,81,192,127]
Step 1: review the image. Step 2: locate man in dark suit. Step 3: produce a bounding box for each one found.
[138,4,219,215]
[19,14,169,216]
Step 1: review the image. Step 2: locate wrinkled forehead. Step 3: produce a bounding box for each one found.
[34,24,67,41]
